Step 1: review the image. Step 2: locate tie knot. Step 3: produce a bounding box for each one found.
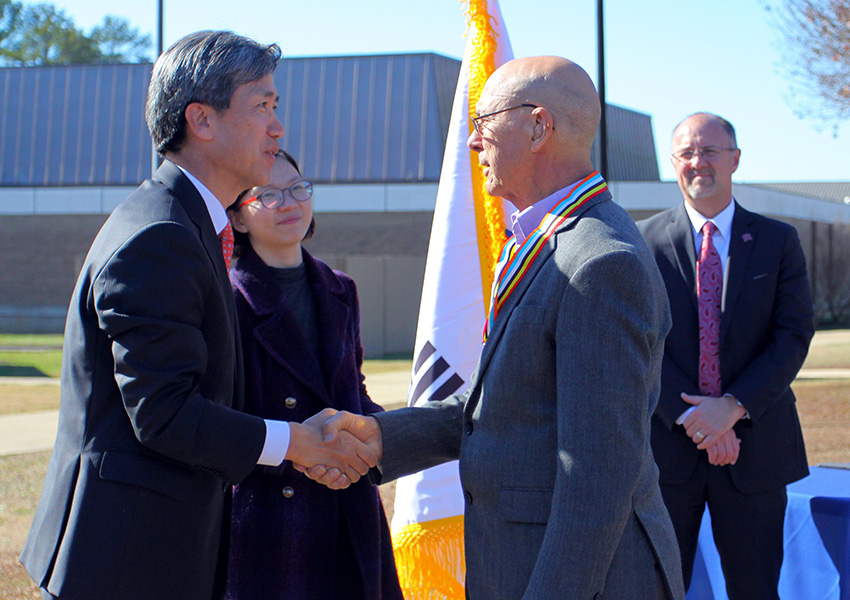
[702,221,717,237]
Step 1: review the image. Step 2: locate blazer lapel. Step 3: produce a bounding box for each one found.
[233,249,331,403]
[154,160,233,296]
[476,239,555,383]
[154,160,244,406]
[476,191,610,383]
[720,201,756,343]
[306,254,352,393]
[665,204,698,311]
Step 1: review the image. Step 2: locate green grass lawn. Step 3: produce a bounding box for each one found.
[0,351,62,378]
[0,334,412,381]
[0,334,64,378]
[0,334,63,348]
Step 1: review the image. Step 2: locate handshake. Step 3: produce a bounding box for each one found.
[287,409,383,489]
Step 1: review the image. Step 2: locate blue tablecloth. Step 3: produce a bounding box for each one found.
[687,465,850,600]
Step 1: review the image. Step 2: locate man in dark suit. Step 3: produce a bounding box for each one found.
[637,112,814,600]
[20,31,374,600]
[302,56,685,600]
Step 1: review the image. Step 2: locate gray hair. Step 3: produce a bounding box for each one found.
[146,30,282,154]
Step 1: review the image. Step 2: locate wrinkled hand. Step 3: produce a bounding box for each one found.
[681,393,746,450]
[706,429,741,466]
[294,411,383,489]
[287,408,378,490]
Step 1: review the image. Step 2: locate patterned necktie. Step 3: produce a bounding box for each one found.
[218,222,234,270]
[697,221,722,396]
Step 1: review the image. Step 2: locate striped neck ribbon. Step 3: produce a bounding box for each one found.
[483,171,608,342]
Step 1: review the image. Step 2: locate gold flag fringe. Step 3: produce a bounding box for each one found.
[463,0,508,313]
[391,515,466,599]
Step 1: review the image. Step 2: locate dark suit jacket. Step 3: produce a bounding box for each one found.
[20,160,267,600]
[638,201,813,494]
[375,188,685,600]
[226,247,402,600]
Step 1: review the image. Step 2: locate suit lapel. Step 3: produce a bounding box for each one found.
[154,161,229,280]
[233,249,333,403]
[665,204,698,311]
[721,201,756,343]
[308,256,351,394]
[475,191,610,382]
[154,160,244,407]
[476,240,555,382]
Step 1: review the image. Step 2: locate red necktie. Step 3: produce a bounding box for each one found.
[218,222,234,270]
[697,221,722,396]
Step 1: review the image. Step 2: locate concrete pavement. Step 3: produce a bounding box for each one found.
[1,368,848,457]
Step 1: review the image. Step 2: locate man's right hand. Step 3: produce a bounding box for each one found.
[286,409,379,489]
[705,429,741,466]
[292,410,383,489]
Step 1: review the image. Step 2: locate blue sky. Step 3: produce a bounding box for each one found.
[50,0,850,183]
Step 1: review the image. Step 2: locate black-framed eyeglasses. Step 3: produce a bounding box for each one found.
[672,146,737,163]
[238,180,313,209]
[471,103,538,134]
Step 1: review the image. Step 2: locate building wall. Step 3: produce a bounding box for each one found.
[0,210,433,358]
[0,214,106,332]
[2,183,849,354]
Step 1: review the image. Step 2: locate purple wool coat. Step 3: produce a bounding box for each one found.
[225,246,402,600]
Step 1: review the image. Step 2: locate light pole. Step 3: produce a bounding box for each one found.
[151,0,164,176]
[596,0,608,180]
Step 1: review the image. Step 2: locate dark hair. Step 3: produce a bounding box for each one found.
[228,149,316,259]
[146,30,281,154]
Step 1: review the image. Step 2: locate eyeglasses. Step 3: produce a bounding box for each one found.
[238,180,313,209]
[672,146,737,163]
[471,103,538,135]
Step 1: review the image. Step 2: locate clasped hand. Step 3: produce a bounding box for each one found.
[290,409,383,490]
[681,393,746,466]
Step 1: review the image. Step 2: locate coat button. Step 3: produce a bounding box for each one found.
[464,422,473,435]
[464,491,473,505]
[282,486,295,498]
[284,397,297,409]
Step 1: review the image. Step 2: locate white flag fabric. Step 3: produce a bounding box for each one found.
[390,2,514,597]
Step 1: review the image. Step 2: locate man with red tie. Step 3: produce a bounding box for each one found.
[20,30,374,600]
[638,112,815,600]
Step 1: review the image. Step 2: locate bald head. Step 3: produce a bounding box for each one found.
[486,56,601,151]
[468,56,601,208]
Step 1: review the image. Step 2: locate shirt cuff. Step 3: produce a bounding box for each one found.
[257,420,291,466]
[675,406,696,425]
[724,393,750,419]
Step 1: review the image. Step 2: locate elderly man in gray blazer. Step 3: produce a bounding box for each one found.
[305,56,685,600]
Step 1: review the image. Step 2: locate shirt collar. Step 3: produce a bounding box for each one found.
[510,179,584,246]
[175,165,230,235]
[683,197,736,241]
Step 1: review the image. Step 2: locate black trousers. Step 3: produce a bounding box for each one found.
[660,457,787,600]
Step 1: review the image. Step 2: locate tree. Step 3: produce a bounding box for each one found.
[91,15,151,64]
[763,0,850,134]
[813,223,850,325]
[0,2,150,66]
[0,0,22,47]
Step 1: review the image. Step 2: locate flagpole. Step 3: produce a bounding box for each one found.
[151,0,164,177]
[596,0,608,180]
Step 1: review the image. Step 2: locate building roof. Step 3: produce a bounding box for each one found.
[599,104,659,181]
[750,181,850,205]
[0,53,661,188]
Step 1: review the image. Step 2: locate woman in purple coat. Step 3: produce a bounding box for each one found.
[224,150,403,600]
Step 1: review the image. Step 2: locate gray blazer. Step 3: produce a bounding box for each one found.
[375,189,685,599]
